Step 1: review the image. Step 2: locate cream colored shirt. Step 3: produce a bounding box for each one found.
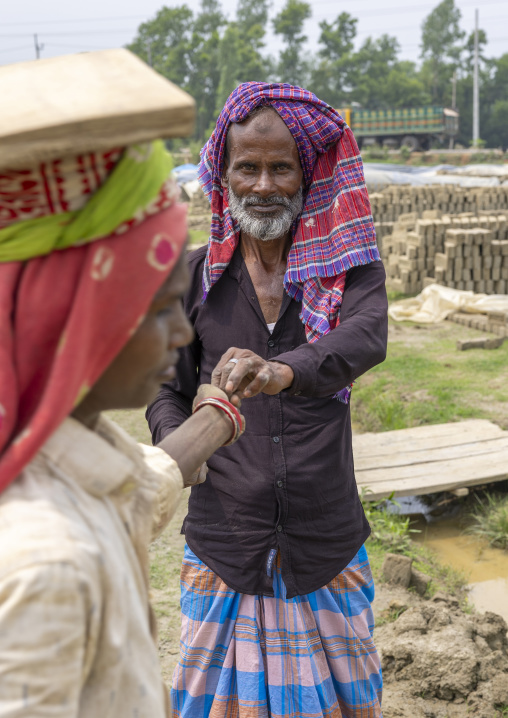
[0,415,183,717]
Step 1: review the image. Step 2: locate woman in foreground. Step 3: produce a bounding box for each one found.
[0,55,242,717]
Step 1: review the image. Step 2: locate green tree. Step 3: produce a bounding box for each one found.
[187,0,226,139]
[128,1,225,140]
[215,0,270,112]
[383,62,431,107]
[420,0,465,102]
[347,34,401,108]
[482,53,508,148]
[127,5,194,86]
[272,0,312,85]
[310,12,357,106]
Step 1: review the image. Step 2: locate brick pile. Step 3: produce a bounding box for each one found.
[186,188,212,233]
[384,212,508,294]
[371,184,508,226]
[447,310,508,338]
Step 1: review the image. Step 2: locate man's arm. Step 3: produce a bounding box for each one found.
[277,261,388,397]
[146,249,205,445]
[213,261,388,400]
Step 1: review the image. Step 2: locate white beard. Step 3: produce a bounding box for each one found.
[227,183,303,241]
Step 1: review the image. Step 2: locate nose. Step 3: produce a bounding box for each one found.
[169,303,194,349]
[252,168,276,197]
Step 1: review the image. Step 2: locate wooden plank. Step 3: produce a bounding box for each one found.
[354,420,508,500]
[357,449,508,501]
[354,436,508,471]
[359,457,508,501]
[353,419,504,456]
[357,446,508,484]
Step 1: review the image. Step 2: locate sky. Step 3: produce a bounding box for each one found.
[1,0,507,68]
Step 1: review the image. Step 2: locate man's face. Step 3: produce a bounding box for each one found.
[73,254,193,422]
[223,110,304,241]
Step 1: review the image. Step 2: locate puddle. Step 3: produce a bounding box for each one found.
[411,515,508,622]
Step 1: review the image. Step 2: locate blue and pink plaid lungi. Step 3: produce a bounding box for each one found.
[171,545,383,718]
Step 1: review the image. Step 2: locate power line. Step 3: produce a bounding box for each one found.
[1,0,506,28]
[1,14,147,26]
[46,42,119,50]
[0,29,138,38]
[0,45,34,54]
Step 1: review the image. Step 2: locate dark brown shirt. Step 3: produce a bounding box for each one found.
[147,246,388,598]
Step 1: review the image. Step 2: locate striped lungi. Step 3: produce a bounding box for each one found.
[171,545,382,718]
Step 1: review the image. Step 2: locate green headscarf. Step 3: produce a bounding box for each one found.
[0,141,173,262]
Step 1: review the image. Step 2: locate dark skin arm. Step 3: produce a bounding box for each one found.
[157,384,244,486]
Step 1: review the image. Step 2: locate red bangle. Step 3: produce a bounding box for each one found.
[193,396,243,446]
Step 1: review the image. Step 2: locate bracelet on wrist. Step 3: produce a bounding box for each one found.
[192,396,243,446]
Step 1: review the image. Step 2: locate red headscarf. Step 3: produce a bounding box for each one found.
[0,150,187,490]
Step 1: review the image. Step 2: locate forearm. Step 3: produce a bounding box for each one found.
[276,311,387,397]
[146,383,192,444]
[276,261,388,398]
[157,405,234,485]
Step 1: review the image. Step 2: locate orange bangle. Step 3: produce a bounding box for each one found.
[193,397,243,446]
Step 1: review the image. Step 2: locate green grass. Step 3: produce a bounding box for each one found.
[466,493,508,550]
[351,319,508,433]
[188,229,209,246]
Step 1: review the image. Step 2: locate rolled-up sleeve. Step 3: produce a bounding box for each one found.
[0,562,89,717]
[274,261,388,398]
[138,444,184,540]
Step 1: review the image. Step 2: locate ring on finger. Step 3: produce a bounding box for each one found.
[227,358,239,365]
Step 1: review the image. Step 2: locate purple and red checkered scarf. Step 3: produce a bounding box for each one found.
[199,83,380,398]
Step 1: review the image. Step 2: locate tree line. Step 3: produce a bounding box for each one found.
[127,0,508,150]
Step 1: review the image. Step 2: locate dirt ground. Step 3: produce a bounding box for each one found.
[374,583,508,718]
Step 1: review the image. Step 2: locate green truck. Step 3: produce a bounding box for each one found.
[338,106,459,151]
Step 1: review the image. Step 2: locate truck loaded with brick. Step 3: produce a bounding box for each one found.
[338,106,459,152]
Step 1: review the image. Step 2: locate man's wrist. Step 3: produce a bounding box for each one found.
[269,361,294,391]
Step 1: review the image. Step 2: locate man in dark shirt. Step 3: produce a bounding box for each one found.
[147,83,387,718]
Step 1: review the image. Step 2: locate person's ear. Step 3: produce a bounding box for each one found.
[221,158,229,188]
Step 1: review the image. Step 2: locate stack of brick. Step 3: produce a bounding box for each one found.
[186,188,212,232]
[433,225,508,294]
[384,212,508,295]
[448,310,508,338]
[370,184,508,227]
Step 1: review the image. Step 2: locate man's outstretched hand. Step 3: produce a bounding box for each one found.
[211,348,294,404]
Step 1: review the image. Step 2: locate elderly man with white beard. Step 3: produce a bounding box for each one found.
[147,83,388,718]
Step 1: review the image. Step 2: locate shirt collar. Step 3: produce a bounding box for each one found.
[39,416,137,497]
[227,244,244,283]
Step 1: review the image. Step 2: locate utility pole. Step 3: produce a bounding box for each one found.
[449,70,457,149]
[146,39,153,67]
[472,9,480,148]
[34,33,44,60]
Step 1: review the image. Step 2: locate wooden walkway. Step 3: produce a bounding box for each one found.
[353,419,508,501]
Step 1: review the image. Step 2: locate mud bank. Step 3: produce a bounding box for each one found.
[374,584,508,717]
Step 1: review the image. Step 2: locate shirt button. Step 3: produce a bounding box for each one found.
[277,480,283,488]
[277,525,283,532]
[294,390,302,396]
[272,436,280,443]
[267,339,275,347]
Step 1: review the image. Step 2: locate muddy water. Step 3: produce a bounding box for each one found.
[412,516,508,622]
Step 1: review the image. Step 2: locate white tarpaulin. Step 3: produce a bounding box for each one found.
[363,162,505,190]
[438,164,508,179]
[389,283,508,324]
